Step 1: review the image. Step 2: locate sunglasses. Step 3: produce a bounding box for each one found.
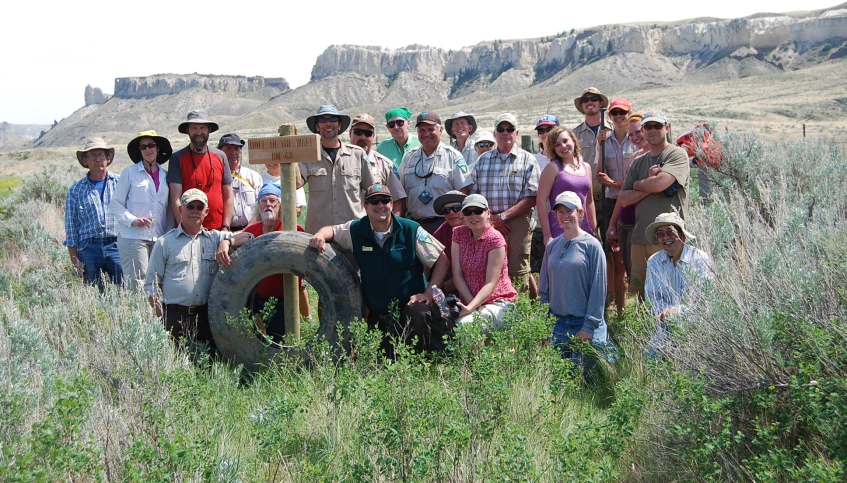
[85,152,108,161]
[536,126,553,134]
[185,202,205,211]
[317,116,339,124]
[475,141,494,148]
[462,208,486,216]
[387,120,406,128]
[352,128,374,137]
[581,96,601,104]
[366,197,392,205]
[609,110,629,116]
[642,123,666,131]
[441,205,463,214]
[495,126,516,133]
[139,142,158,150]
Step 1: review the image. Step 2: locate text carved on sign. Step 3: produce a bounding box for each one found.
[247,134,321,165]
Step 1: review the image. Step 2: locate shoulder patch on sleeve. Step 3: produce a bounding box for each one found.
[416,227,433,244]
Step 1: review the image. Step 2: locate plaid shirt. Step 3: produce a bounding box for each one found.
[471,145,539,213]
[64,172,119,247]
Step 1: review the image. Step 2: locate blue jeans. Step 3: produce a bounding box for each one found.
[551,314,614,371]
[78,237,122,289]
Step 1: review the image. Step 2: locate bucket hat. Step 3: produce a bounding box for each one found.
[306,105,351,134]
[434,190,467,215]
[76,138,115,167]
[574,87,609,114]
[645,212,695,246]
[178,110,219,134]
[127,130,172,164]
[445,112,477,138]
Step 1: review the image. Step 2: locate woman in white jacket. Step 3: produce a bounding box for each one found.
[108,131,172,290]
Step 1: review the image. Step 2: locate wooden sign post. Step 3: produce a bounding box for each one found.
[247,127,320,342]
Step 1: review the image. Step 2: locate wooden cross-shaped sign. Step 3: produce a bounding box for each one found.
[246,126,321,343]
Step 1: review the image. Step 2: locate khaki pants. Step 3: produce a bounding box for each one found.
[504,213,532,277]
[117,236,154,291]
[630,243,661,299]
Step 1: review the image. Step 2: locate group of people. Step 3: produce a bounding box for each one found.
[64,87,713,361]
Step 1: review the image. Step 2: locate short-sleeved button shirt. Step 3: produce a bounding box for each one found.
[622,144,690,245]
[144,225,235,306]
[574,118,613,198]
[365,150,407,201]
[296,142,376,234]
[471,145,539,214]
[399,143,473,219]
[452,224,517,305]
[230,166,264,227]
[601,134,638,199]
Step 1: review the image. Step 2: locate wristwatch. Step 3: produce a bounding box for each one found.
[500,213,507,222]
[221,224,231,231]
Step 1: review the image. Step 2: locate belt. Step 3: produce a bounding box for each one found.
[413,216,443,224]
[230,224,247,232]
[85,236,117,243]
[166,304,207,315]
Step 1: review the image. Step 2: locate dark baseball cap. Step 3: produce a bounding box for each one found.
[415,111,442,127]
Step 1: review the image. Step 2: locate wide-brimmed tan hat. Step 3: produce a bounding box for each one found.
[76,138,115,167]
[574,87,609,114]
[445,112,477,138]
[178,110,219,134]
[645,212,695,246]
[127,130,172,164]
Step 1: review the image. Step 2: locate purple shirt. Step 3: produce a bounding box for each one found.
[547,161,594,237]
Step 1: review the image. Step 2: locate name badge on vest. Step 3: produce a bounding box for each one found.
[362,246,373,252]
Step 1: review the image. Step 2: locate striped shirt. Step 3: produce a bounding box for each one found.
[471,146,539,214]
[645,244,713,317]
[64,171,120,248]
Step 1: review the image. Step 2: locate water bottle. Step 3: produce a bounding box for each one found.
[432,285,449,320]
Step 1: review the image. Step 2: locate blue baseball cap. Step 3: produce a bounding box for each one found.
[535,114,559,129]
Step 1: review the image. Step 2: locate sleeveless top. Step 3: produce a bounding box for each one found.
[547,160,594,237]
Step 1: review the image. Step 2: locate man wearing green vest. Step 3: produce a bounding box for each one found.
[376,107,421,169]
[309,184,451,356]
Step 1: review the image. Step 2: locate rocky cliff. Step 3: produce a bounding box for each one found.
[84,85,111,106]
[113,74,290,99]
[311,5,847,83]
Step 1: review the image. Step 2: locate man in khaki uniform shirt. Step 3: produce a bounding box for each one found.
[296,105,375,234]
[348,113,407,216]
[399,111,473,235]
[145,189,253,352]
[573,87,614,236]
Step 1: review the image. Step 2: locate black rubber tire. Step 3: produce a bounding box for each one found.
[208,231,362,369]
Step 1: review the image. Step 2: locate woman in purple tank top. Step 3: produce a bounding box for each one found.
[537,127,597,247]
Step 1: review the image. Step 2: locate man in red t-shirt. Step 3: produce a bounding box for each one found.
[168,110,234,231]
[221,182,307,341]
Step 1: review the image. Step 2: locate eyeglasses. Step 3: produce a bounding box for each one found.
[495,126,516,133]
[317,116,339,124]
[85,152,108,161]
[139,142,158,150]
[654,228,679,239]
[352,128,374,137]
[536,126,553,134]
[366,197,392,205]
[609,110,629,116]
[462,208,486,216]
[259,198,279,205]
[581,97,601,104]
[184,202,205,211]
[387,120,406,128]
[441,205,463,214]
[642,123,666,131]
[475,141,494,148]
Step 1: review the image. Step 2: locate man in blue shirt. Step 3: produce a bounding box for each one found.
[64,138,123,289]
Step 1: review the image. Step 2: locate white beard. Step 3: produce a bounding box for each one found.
[260,209,278,223]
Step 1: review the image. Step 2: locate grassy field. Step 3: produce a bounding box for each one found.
[0,132,846,481]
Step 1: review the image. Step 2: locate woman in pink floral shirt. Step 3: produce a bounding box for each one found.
[451,194,517,329]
